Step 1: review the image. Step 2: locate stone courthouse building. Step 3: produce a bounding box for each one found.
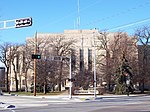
[8,29,137,92]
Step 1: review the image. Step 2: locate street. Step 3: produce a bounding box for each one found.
[0,95,150,112]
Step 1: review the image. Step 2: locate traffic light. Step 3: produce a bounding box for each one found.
[15,17,32,28]
[32,54,41,59]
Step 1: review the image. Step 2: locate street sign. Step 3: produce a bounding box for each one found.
[15,17,32,28]
[68,82,72,87]
[46,56,65,61]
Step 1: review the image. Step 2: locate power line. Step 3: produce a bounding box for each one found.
[38,0,104,31]
[37,0,150,32]
[79,0,104,12]
[83,0,150,27]
[108,18,150,31]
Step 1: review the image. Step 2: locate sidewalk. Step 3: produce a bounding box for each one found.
[2,92,147,101]
[1,93,149,110]
[2,93,136,100]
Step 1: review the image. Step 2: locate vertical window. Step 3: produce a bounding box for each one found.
[88,48,92,72]
[22,80,25,85]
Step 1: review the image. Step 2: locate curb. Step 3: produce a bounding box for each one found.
[80,97,103,101]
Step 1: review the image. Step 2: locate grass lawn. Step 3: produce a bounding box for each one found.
[4,91,62,96]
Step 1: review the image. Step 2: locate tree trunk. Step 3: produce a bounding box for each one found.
[6,67,9,92]
[15,74,18,92]
[52,84,55,92]
[107,81,111,92]
[19,74,21,92]
[106,50,111,91]
[12,63,18,92]
[25,72,28,92]
[140,81,144,94]
[43,80,47,94]
[43,84,47,94]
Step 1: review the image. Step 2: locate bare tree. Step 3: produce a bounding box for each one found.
[0,42,11,92]
[0,42,24,92]
[135,26,150,93]
[97,31,112,90]
[25,34,52,92]
[48,34,76,91]
[20,42,34,92]
[36,49,58,93]
[10,44,21,92]
[25,33,77,92]
[97,31,137,93]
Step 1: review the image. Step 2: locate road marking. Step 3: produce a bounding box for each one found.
[10,109,15,112]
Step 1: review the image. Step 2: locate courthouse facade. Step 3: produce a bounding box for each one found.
[8,29,136,91]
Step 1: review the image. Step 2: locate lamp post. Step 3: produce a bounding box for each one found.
[69,56,72,99]
[93,30,97,98]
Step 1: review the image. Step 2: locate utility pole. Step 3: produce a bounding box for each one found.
[33,32,37,96]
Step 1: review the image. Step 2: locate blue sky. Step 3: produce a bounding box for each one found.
[0,0,150,43]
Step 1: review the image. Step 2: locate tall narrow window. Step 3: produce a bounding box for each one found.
[88,48,92,73]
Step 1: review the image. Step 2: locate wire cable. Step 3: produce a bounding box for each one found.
[108,17,150,31]
[38,0,104,31]
[83,0,150,27]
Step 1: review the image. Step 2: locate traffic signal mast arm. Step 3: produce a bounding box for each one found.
[0,17,32,30]
[0,19,16,30]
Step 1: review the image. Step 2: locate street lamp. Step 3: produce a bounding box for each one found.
[93,30,97,98]
[69,56,72,99]
[93,29,102,98]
